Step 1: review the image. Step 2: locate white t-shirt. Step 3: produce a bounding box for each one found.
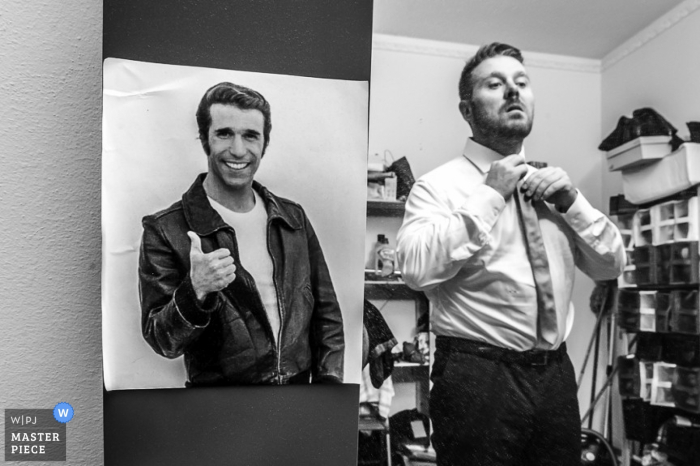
[208,192,281,343]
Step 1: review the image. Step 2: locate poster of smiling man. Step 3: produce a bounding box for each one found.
[102,58,367,390]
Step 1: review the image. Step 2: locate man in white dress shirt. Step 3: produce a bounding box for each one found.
[397,43,625,465]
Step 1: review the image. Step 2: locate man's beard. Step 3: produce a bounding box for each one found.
[471,102,533,141]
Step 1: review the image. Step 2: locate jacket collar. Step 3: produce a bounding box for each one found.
[182,174,302,235]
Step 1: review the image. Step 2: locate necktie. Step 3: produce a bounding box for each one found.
[513,181,558,347]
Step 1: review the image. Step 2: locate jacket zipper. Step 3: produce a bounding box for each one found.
[225,226,280,383]
[267,221,284,384]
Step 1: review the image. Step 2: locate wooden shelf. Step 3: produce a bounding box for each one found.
[358,416,388,431]
[364,281,424,301]
[367,200,405,217]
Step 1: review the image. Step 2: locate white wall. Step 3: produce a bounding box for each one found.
[368,35,607,421]
[0,0,104,464]
[601,4,700,204]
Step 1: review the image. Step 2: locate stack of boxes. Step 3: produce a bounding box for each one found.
[605,123,700,459]
[613,193,700,440]
[618,288,700,335]
[674,367,700,413]
[615,209,637,288]
[631,197,700,287]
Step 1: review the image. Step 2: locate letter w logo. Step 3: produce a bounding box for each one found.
[58,409,69,418]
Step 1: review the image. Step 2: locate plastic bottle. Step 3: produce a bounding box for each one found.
[384,173,397,201]
[373,234,386,276]
[375,235,396,278]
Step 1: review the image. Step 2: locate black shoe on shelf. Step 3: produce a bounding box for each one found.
[599,115,636,151]
[687,121,700,143]
[599,108,677,152]
[632,107,676,138]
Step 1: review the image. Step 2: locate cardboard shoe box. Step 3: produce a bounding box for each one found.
[606,135,671,172]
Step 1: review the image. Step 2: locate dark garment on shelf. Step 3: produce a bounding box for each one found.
[387,156,416,202]
[430,337,580,466]
[363,299,398,388]
[139,174,345,386]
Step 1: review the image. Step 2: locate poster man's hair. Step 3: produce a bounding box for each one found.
[196,82,272,155]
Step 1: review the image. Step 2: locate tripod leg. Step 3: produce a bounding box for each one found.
[577,297,607,391]
[588,315,602,430]
[603,311,616,441]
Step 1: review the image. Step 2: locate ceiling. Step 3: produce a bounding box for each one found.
[373,0,685,59]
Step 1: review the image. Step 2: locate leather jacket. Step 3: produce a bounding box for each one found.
[139,174,344,386]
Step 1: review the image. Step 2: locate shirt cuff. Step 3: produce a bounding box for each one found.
[560,191,603,231]
[174,276,218,327]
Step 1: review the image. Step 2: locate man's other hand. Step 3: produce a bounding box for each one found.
[485,154,529,202]
[520,166,578,213]
[187,231,237,303]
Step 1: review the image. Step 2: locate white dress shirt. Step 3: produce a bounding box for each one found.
[397,138,625,350]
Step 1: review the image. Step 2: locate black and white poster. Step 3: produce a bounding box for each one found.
[102,58,367,390]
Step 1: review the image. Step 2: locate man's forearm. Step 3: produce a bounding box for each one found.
[141,275,214,358]
[398,181,505,291]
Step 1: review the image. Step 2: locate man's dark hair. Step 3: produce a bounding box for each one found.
[458,43,524,102]
[196,82,272,155]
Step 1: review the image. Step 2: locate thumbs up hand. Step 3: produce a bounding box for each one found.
[187,231,237,303]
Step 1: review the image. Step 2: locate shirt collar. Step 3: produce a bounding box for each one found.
[462,138,526,174]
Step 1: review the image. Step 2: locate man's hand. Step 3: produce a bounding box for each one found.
[485,154,529,202]
[520,166,578,212]
[187,231,237,303]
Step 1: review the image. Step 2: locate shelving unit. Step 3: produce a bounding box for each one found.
[364,280,430,415]
[612,189,700,466]
[361,199,433,465]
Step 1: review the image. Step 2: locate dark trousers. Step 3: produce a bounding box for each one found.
[430,337,581,466]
